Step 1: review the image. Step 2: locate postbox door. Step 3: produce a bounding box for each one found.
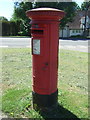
[32,35,50,93]
[31,23,58,95]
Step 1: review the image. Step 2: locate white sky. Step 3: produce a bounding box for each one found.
[74,0,84,6]
[0,0,84,20]
[0,0,14,20]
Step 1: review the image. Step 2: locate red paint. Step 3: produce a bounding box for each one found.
[26,8,65,95]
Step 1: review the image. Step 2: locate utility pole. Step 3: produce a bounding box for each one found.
[83,2,88,37]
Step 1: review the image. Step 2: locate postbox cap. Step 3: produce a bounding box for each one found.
[26,7,65,20]
[30,8,62,12]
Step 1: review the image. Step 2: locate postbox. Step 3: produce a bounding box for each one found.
[26,8,65,110]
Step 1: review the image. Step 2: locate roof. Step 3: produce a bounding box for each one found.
[68,10,90,29]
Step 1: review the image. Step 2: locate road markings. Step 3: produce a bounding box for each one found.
[26,46,30,48]
[77,45,88,48]
[0,46,8,48]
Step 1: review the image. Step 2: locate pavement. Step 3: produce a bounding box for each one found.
[0,37,89,53]
[60,39,89,52]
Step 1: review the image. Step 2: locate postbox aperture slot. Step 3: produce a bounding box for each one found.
[33,39,40,55]
[32,30,43,34]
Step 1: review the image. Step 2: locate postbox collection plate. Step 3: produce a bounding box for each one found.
[33,39,40,55]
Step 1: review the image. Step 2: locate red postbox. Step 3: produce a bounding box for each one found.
[26,8,65,110]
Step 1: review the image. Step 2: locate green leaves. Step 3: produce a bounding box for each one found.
[12,2,33,36]
[81,1,90,10]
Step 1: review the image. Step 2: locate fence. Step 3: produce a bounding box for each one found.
[0,21,19,36]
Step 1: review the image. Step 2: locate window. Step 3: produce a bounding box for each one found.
[76,30,78,33]
[79,30,81,33]
[72,30,75,33]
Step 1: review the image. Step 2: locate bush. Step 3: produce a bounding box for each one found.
[1,21,10,36]
[70,35,87,39]
[1,20,20,36]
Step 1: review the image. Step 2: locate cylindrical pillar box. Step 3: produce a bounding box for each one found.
[26,8,65,110]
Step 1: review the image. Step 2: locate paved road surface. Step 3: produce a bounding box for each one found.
[0,37,89,52]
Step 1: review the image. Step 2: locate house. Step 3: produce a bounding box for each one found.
[59,10,90,38]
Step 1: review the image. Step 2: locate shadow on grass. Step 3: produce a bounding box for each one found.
[1,104,81,120]
[39,104,81,119]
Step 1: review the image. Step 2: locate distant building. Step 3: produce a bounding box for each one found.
[59,10,90,38]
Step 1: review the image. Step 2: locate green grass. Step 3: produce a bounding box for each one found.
[1,48,89,119]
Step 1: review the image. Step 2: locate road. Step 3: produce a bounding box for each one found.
[0,37,89,52]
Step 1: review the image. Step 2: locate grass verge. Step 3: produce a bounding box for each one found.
[1,48,89,119]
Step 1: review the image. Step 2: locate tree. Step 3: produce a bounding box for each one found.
[81,1,90,37]
[12,2,33,36]
[34,2,79,28]
[81,1,90,10]
[0,16,8,21]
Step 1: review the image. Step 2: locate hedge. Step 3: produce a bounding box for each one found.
[0,21,20,36]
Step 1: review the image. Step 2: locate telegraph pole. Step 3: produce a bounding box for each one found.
[83,2,88,37]
[83,0,90,37]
